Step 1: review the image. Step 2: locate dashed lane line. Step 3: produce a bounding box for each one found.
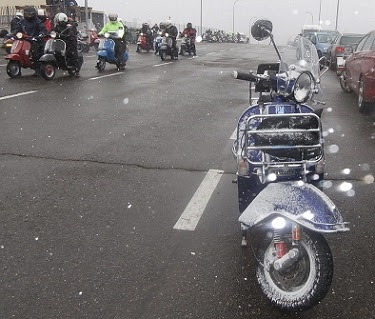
[173,169,224,231]
[0,90,37,101]
[153,62,174,67]
[88,72,125,81]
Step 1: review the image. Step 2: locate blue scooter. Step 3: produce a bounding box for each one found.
[96,31,129,72]
[232,20,349,312]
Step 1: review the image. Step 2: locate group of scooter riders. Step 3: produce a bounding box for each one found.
[6,6,197,78]
[138,21,197,56]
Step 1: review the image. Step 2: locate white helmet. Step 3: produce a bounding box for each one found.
[54,12,68,25]
[165,19,172,27]
[108,13,118,22]
[37,9,46,17]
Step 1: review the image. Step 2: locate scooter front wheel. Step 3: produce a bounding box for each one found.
[255,229,333,311]
[96,58,106,72]
[6,61,22,78]
[160,50,167,61]
[41,63,56,81]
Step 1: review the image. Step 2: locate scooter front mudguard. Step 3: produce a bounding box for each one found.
[5,54,21,61]
[239,181,349,233]
[39,54,56,63]
[97,49,108,59]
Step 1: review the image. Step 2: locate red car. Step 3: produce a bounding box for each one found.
[340,30,375,112]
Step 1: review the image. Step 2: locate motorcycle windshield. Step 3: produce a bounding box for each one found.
[107,30,124,39]
[277,35,320,97]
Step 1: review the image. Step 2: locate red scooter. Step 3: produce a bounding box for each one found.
[80,29,100,52]
[5,32,47,78]
[136,33,152,52]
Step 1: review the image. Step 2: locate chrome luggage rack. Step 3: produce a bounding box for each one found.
[242,113,324,171]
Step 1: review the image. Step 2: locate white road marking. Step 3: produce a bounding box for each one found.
[153,62,174,67]
[88,72,125,80]
[0,64,7,67]
[206,52,215,55]
[173,169,224,231]
[230,128,237,140]
[0,90,37,101]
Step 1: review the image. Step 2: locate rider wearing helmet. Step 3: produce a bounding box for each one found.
[163,19,178,56]
[10,11,23,33]
[98,13,126,70]
[53,12,82,76]
[140,22,152,47]
[37,9,52,33]
[182,22,197,55]
[12,7,47,75]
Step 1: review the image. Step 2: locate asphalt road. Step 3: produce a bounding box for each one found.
[0,42,374,319]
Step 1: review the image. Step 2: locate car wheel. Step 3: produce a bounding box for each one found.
[358,78,370,113]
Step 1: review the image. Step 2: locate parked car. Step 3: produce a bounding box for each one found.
[340,30,375,112]
[328,33,364,73]
[304,31,340,59]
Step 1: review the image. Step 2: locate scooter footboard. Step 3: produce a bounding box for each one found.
[239,181,349,233]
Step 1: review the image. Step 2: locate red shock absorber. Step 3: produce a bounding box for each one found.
[274,230,288,258]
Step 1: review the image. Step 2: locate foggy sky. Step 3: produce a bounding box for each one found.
[77,0,374,42]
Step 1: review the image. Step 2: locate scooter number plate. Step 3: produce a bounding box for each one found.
[337,57,345,67]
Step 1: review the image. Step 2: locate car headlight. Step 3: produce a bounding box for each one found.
[293,72,314,103]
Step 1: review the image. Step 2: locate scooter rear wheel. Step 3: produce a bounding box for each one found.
[6,61,22,78]
[41,63,56,81]
[255,229,333,311]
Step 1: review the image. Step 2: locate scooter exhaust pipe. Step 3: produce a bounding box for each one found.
[273,248,300,272]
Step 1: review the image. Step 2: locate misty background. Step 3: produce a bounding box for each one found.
[77,0,373,43]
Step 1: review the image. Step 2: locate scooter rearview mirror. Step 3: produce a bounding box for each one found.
[251,19,273,41]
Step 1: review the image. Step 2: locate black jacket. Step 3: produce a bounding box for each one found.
[166,25,178,38]
[53,23,78,43]
[13,17,46,37]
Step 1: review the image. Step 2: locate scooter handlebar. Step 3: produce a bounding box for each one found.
[231,70,258,82]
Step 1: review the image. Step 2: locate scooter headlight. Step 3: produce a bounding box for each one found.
[104,32,110,38]
[165,33,169,37]
[271,217,286,229]
[16,32,23,39]
[50,31,57,39]
[293,72,314,103]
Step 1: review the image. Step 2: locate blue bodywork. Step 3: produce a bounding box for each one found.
[97,38,129,64]
[239,181,349,233]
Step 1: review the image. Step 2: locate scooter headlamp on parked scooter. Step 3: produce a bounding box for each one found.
[104,32,110,38]
[271,216,287,229]
[16,32,23,39]
[50,31,57,39]
[271,216,286,229]
[165,33,169,37]
[293,72,314,103]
